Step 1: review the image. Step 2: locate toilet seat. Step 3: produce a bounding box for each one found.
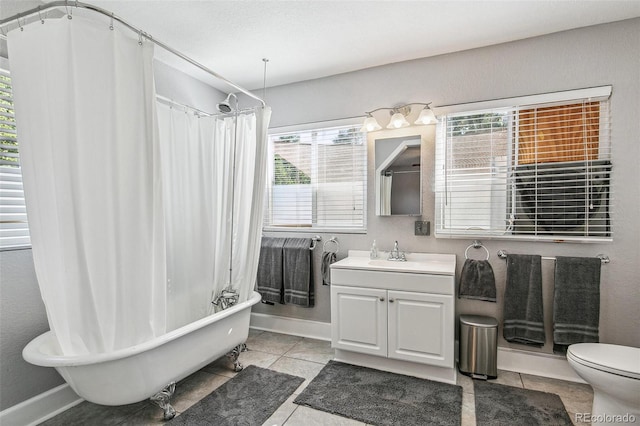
[567,343,640,380]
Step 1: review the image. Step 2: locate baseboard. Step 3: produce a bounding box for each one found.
[497,347,586,383]
[0,384,82,426]
[249,313,331,341]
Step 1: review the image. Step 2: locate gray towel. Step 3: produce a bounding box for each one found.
[553,256,601,354]
[503,254,545,347]
[256,237,286,304]
[321,251,336,286]
[458,259,497,302]
[283,238,314,307]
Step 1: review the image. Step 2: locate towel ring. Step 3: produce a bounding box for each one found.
[322,237,340,254]
[465,240,490,261]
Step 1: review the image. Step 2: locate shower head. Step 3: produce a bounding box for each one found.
[217,93,237,113]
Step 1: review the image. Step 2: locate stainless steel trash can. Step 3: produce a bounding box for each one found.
[459,315,498,379]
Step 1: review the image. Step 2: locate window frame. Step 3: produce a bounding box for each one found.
[434,86,612,242]
[263,117,368,234]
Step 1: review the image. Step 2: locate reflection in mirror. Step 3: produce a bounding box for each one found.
[375,135,422,216]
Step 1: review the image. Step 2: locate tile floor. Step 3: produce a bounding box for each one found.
[40,329,594,425]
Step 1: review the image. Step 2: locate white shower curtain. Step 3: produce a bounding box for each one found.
[157,106,271,330]
[9,15,271,355]
[380,174,393,215]
[157,104,225,331]
[8,17,166,355]
[230,109,272,303]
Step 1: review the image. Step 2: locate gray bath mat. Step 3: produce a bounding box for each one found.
[294,360,462,426]
[474,380,572,425]
[170,365,303,425]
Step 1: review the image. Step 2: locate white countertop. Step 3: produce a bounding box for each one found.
[331,250,456,276]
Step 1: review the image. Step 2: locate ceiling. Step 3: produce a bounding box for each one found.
[3,1,640,93]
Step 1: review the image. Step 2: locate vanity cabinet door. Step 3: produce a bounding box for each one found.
[387,290,454,367]
[331,285,387,357]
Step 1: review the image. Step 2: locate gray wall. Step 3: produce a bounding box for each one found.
[0,59,225,410]
[255,18,640,352]
[0,250,64,410]
[154,60,225,112]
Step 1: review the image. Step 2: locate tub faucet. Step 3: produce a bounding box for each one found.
[212,287,239,310]
[387,240,406,261]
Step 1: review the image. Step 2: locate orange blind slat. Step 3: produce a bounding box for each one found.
[518,102,600,165]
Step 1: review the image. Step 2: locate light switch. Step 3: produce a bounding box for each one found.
[414,221,430,236]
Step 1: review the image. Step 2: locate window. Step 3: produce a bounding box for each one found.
[435,86,612,241]
[264,120,367,231]
[0,67,29,249]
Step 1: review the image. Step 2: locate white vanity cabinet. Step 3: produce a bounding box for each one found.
[331,285,388,357]
[330,251,457,384]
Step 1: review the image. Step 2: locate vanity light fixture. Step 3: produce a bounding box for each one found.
[414,105,437,125]
[361,114,383,132]
[387,112,410,129]
[387,105,411,129]
[360,102,436,132]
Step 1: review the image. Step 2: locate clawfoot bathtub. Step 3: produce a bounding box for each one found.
[23,291,261,419]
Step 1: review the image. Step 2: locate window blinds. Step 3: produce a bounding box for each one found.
[435,87,612,241]
[264,123,367,230]
[0,68,29,249]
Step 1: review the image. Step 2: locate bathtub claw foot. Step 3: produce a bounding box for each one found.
[226,344,246,372]
[150,382,176,421]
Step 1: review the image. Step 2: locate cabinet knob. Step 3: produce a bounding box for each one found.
[379,297,385,302]
[389,299,395,303]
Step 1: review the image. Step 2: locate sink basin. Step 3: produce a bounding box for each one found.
[368,259,426,269]
[367,258,452,274]
[331,250,456,275]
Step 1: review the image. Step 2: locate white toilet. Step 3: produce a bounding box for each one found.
[567,343,640,424]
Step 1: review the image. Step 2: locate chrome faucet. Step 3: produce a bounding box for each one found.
[387,240,407,261]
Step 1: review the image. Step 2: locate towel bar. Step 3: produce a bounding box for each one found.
[261,234,322,250]
[496,250,609,264]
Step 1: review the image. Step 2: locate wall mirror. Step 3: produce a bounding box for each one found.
[375,135,422,216]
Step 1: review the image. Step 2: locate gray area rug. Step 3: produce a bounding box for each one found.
[474,380,572,426]
[170,365,303,425]
[294,360,462,426]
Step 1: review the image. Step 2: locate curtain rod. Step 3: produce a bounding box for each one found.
[156,95,260,118]
[0,1,266,108]
[156,95,214,117]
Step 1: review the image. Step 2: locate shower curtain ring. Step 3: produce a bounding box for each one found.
[17,16,23,31]
[38,8,45,24]
[109,14,114,31]
[138,31,143,45]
